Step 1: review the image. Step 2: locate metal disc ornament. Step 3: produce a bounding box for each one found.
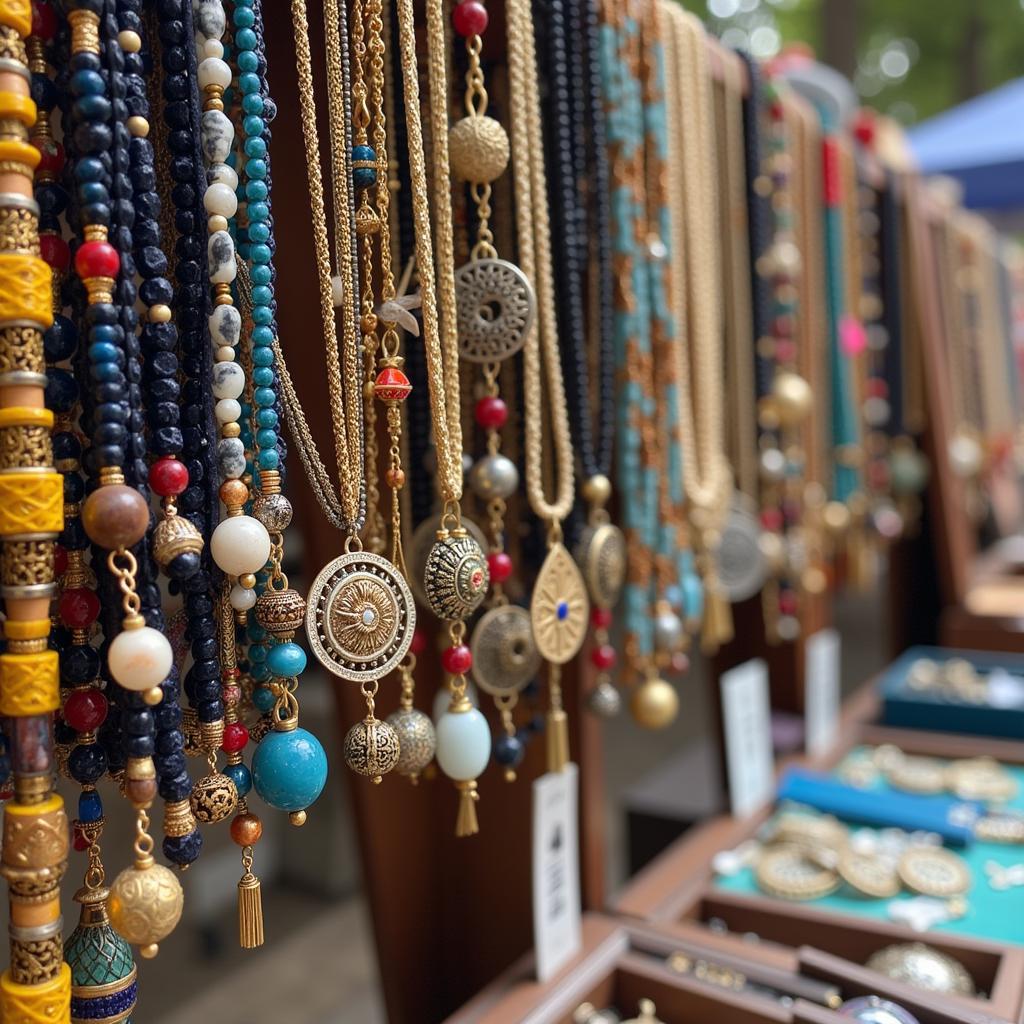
[471,604,541,696]
[422,528,490,621]
[305,551,415,682]
[716,498,766,603]
[409,515,487,609]
[576,521,626,609]
[455,258,536,363]
[530,543,590,664]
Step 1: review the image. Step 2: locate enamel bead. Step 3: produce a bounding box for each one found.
[108,625,174,692]
[435,705,491,781]
[210,515,272,576]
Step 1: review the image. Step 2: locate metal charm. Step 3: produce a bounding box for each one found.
[755,845,839,901]
[530,543,590,664]
[455,258,536,363]
[865,942,975,996]
[837,849,900,899]
[422,529,490,622]
[716,497,766,603]
[305,551,415,681]
[409,516,487,609]
[471,604,541,696]
[576,521,626,609]
[896,846,971,898]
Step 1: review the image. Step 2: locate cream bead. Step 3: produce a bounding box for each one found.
[207,162,239,190]
[204,181,238,218]
[331,275,345,308]
[212,360,245,400]
[108,625,173,692]
[215,346,235,363]
[118,29,141,52]
[198,56,232,91]
[203,37,224,58]
[215,398,242,424]
[207,214,228,233]
[211,515,272,576]
[435,706,491,782]
[229,584,257,611]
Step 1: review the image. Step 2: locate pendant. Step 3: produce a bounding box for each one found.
[305,551,415,681]
[530,543,589,664]
[471,604,541,696]
[422,528,490,622]
[575,521,626,609]
[715,497,766,603]
[896,847,970,898]
[754,845,839,901]
[408,515,488,610]
[455,258,536,363]
[865,943,975,996]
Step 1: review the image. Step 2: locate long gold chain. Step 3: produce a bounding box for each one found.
[287,0,364,534]
[505,0,575,526]
[395,0,464,508]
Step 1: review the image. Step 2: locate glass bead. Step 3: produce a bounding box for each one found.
[252,728,328,813]
[77,787,104,823]
[267,642,306,679]
[224,762,252,798]
[252,685,276,713]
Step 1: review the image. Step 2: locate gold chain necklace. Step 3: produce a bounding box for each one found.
[506,0,589,773]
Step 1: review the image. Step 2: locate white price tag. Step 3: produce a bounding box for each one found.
[720,659,773,817]
[805,628,841,757]
[532,763,581,982]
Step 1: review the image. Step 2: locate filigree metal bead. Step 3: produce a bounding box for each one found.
[151,514,204,567]
[423,531,489,622]
[255,587,306,636]
[189,772,238,825]
[386,708,436,778]
[448,115,509,183]
[343,717,400,784]
[252,492,293,532]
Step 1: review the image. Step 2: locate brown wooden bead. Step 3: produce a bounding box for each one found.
[219,478,248,508]
[230,812,263,847]
[81,484,150,549]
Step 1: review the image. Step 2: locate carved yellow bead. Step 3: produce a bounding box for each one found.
[0,472,63,535]
[0,963,71,1024]
[0,0,33,38]
[0,650,59,715]
[0,407,53,430]
[0,254,53,328]
[0,92,36,128]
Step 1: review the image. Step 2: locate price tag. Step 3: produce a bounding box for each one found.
[532,763,581,982]
[805,628,841,757]
[720,659,774,817]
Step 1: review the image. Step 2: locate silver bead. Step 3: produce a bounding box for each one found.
[386,707,436,778]
[253,492,293,532]
[654,609,684,653]
[760,448,787,482]
[469,453,519,500]
[588,680,622,718]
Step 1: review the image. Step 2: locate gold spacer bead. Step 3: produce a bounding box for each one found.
[143,686,163,706]
[140,943,159,960]
[289,810,307,827]
[221,422,241,438]
[239,573,257,590]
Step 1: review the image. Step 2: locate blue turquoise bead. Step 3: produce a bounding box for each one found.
[252,346,274,367]
[254,386,276,408]
[248,222,270,244]
[233,6,255,27]
[252,324,274,344]
[250,266,272,287]
[252,367,273,388]
[252,685,276,713]
[249,242,271,265]
[74,156,105,181]
[252,728,328,813]
[238,72,261,95]
[78,788,103,823]
[224,762,252,798]
[247,201,269,223]
[69,69,104,96]
[238,50,259,72]
[248,644,268,665]
[258,448,279,470]
[78,180,108,205]
[87,341,119,364]
[256,408,278,427]
[681,572,704,624]
[352,144,377,189]
[242,93,264,116]
[250,662,271,683]
[247,622,267,643]
[245,180,268,201]
[267,642,306,678]
[256,428,277,449]
[243,115,265,139]
[91,361,120,382]
[244,138,267,161]
[89,324,120,344]
[246,158,268,180]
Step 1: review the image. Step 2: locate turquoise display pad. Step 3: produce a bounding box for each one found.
[713,749,1024,945]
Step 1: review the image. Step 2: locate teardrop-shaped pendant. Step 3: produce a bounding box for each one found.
[530,543,590,664]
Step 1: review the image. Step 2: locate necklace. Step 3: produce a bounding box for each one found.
[506,0,589,773]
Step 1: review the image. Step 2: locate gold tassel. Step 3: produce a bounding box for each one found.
[546,707,569,773]
[455,779,479,837]
[701,582,734,655]
[238,859,264,949]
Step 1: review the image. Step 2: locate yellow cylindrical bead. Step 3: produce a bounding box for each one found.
[0,650,59,715]
[0,963,71,1024]
[0,407,53,429]
[0,472,62,535]
[0,253,52,326]
[3,618,51,640]
[0,0,32,37]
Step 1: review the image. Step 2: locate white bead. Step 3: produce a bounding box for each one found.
[108,626,173,692]
[215,398,241,424]
[949,434,982,478]
[198,56,232,91]
[209,304,241,347]
[230,584,257,611]
[208,162,238,189]
[331,275,345,308]
[204,181,238,218]
[432,681,478,723]
[203,38,224,58]
[207,214,228,233]
[211,515,272,576]
[435,705,491,782]
[215,346,235,363]
[207,230,236,283]
[212,360,245,400]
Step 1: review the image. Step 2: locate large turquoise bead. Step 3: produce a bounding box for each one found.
[252,728,328,812]
[267,641,306,678]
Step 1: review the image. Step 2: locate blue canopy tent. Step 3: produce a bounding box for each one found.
[909,78,1024,210]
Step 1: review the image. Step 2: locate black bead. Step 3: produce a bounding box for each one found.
[58,516,88,551]
[73,121,113,156]
[63,475,85,503]
[45,368,79,413]
[43,315,79,362]
[52,430,83,462]
[68,743,107,785]
[165,550,200,581]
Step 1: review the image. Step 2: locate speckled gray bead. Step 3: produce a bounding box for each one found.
[217,437,247,479]
[201,109,234,165]
[210,304,241,348]
[193,0,226,41]
[207,230,236,284]
[211,360,245,400]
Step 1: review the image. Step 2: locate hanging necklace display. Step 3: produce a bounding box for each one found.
[662,7,734,655]
[541,0,625,719]
[395,0,491,832]
[451,0,538,782]
[506,0,589,772]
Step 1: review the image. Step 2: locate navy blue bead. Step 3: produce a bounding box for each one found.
[73,121,113,155]
[68,743,107,785]
[198,700,224,723]
[493,732,526,767]
[36,184,68,217]
[154,751,186,777]
[162,829,202,866]
[124,734,155,758]
[74,156,106,182]
[72,94,112,122]
[78,788,103,823]
[45,368,79,413]
[43,315,77,362]
[69,68,105,97]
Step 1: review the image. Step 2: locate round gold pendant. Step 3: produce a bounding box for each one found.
[865,943,976,996]
[837,850,900,899]
[409,516,487,609]
[530,543,589,664]
[897,846,971,898]
[946,756,1018,803]
[885,755,947,795]
[471,604,541,696]
[305,551,415,682]
[755,845,839,901]
[576,521,626,609]
[455,258,536,363]
[422,528,490,622]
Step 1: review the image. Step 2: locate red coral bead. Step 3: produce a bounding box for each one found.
[74,240,119,280]
[73,827,91,852]
[760,507,784,532]
[486,551,513,584]
[63,688,108,732]
[410,628,427,657]
[149,456,189,497]
[590,606,613,630]
[39,230,69,272]
[474,395,507,430]
[221,722,249,753]
[31,0,58,40]
[779,590,799,616]
[591,643,616,671]
[53,543,68,578]
[453,0,488,36]
[32,136,64,176]
[59,587,101,629]
[441,644,472,675]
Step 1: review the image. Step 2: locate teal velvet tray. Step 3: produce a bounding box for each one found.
[713,748,1024,946]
